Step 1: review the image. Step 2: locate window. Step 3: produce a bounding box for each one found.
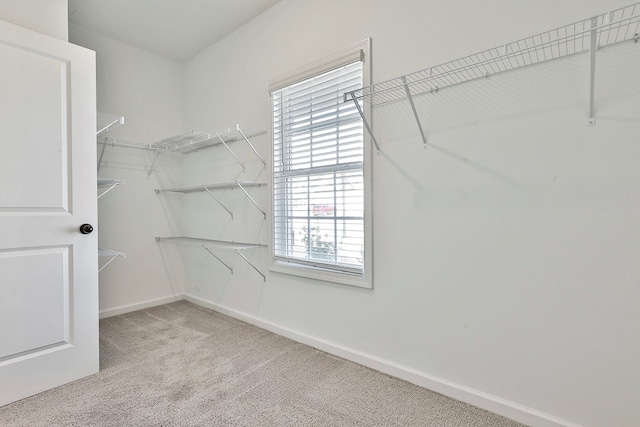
[270,40,372,288]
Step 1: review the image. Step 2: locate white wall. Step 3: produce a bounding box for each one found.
[181,1,640,427]
[0,0,67,41]
[69,24,185,315]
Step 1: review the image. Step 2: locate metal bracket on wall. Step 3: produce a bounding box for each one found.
[588,16,598,126]
[98,248,126,272]
[346,92,381,155]
[202,186,234,218]
[97,141,108,173]
[147,149,162,177]
[204,247,233,275]
[236,181,267,219]
[97,178,125,199]
[401,76,428,149]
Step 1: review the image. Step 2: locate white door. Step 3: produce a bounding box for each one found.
[0,20,98,406]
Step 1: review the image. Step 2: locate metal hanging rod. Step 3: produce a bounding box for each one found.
[155,236,266,281]
[345,2,640,149]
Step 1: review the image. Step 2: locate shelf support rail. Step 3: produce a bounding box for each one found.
[97,183,119,199]
[202,186,234,218]
[97,141,108,172]
[347,91,381,154]
[99,256,118,273]
[236,251,266,282]
[401,76,428,149]
[98,251,126,273]
[203,247,233,274]
[97,116,125,137]
[236,181,266,219]
[147,149,162,177]
[588,16,598,125]
[238,128,267,168]
[216,134,246,171]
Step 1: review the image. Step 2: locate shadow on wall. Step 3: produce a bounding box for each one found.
[369,42,640,206]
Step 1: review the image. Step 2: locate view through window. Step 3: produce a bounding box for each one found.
[272,60,365,276]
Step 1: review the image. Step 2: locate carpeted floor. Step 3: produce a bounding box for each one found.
[0,301,526,426]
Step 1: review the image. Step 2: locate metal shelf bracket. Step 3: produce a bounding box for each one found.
[236,181,266,219]
[588,16,598,126]
[401,76,428,148]
[147,149,162,177]
[347,91,381,154]
[98,248,126,272]
[216,134,246,171]
[238,128,267,168]
[236,251,266,282]
[204,247,233,274]
[97,179,125,199]
[97,141,108,172]
[202,186,234,218]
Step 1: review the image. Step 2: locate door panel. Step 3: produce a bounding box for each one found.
[0,42,68,211]
[0,246,69,359]
[0,19,98,406]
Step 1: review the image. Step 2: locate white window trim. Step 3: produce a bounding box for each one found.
[268,38,373,289]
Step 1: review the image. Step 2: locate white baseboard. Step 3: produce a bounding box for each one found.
[100,294,184,319]
[183,293,582,427]
[183,294,256,324]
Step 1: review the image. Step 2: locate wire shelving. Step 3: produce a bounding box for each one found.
[155,180,266,219]
[96,113,127,272]
[345,2,640,151]
[155,237,266,281]
[97,124,266,175]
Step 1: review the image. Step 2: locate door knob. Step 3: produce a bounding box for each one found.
[79,224,94,234]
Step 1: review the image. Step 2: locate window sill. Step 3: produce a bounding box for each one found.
[270,260,372,289]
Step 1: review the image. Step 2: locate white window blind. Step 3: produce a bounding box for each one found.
[272,60,364,276]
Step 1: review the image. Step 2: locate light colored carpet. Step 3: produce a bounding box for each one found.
[0,301,526,426]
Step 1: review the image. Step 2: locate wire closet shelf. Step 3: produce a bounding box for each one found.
[98,125,264,154]
[349,3,639,106]
[155,181,267,219]
[345,2,640,149]
[155,237,267,281]
[97,124,266,175]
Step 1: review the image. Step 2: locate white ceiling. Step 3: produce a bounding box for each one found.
[68,0,281,62]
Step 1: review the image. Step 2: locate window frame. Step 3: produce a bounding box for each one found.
[268,39,373,289]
